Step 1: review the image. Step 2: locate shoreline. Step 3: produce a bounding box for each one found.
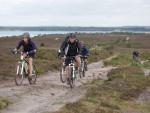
[0,31,150,38]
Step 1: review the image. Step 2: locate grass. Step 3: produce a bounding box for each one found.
[35,47,60,75]
[104,54,139,67]
[0,33,150,79]
[53,67,150,113]
[104,53,150,69]
[140,52,150,69]
[0,43,114,78]
[88,47,114,63]
[0,98,10,110]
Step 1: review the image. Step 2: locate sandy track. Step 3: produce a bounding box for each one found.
[0,61,114,113]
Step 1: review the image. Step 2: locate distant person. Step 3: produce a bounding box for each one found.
[80,41,90,57]
[133,51,139,61]
[13,32,37,79]
[80,41,90,71]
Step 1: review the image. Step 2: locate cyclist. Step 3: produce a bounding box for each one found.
[13,32,37,79]
[60,33,81,78]
[81,41,89,57]
[80,41,89,71]
[59,33,78,55]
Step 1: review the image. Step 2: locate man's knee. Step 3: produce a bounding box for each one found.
[75,56,81,65]
[29,58,33,65]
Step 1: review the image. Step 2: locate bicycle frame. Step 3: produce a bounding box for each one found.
[69,59,76,78]
[16,54,28,76]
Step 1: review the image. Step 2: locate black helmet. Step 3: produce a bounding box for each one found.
[69,33,76,39]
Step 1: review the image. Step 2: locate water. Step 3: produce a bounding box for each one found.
[0,30,149,38]
[0,31,71,37]
[0,30,108,38]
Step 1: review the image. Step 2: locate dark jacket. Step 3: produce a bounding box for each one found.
[61,39,81,57]
[16,40,37,54]
[81,46,89,56]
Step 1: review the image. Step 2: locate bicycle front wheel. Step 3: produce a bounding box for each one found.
[60,65,67,83]
[15,63,24,86]
[68,67,75,89]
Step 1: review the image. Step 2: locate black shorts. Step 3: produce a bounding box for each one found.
[65,57,76,66]
[28,53,35,58]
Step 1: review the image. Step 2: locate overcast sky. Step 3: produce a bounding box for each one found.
[0,0,150,26]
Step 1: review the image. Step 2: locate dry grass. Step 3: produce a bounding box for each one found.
[53,67,150,113]
[0,33,149,80]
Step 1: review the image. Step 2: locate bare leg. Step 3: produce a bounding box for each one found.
[75,56,81,69]
[29,58,33,76]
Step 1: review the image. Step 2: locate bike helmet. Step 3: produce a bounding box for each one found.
[23,32,30,39]
[69,33,76,39]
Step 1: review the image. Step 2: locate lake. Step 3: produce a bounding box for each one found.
[0,31,109,38]
[0,30,149,38]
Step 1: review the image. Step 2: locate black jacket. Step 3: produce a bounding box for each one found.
[16,40,37,54]
[61,39,81,57]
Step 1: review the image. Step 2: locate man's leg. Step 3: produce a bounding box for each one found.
[75,55,81,69]
[29,57,33,76]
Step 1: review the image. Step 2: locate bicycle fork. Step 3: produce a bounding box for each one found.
[69,64,75,79]
[16,62,21,75]
[17,61,25,75]
[21,61,25,75]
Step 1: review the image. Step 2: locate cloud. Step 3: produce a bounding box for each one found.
[0,0,149,26]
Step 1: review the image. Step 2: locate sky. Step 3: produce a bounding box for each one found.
[0,0,150,26]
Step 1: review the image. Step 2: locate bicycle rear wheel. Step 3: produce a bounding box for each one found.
[28,65,37,85]
[15,63,24,86]
[79,61,85,78]
[85,61,88,71]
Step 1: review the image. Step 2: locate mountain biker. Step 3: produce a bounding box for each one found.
[81,41,89,57]
[58,33,78,57]
[13,32,37,78]
[60,33,81,77]
[80,41,89,71]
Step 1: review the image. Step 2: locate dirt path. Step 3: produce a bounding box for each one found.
[0,61,114,113]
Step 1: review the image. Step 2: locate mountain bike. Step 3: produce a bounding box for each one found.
[66,56,77,88]
[79,56,88,78]
[12,51,37,86]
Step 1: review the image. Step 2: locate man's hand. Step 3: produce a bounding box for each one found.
[12,48,18,54]
[61,56,66,62]
[22,52,28,58]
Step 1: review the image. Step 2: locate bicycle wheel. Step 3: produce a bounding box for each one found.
[28,65,37,85]
[79,61,85,78]
[15,63,24,86]
[60,65,67,83]
[85,61,88,71]
[68,68,75,88]
[82,65,85,77]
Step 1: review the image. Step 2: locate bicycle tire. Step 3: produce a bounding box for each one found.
[60,65,67,83]
[15,63,24,86]
[68,68,75,88]
[79,61,85,78]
